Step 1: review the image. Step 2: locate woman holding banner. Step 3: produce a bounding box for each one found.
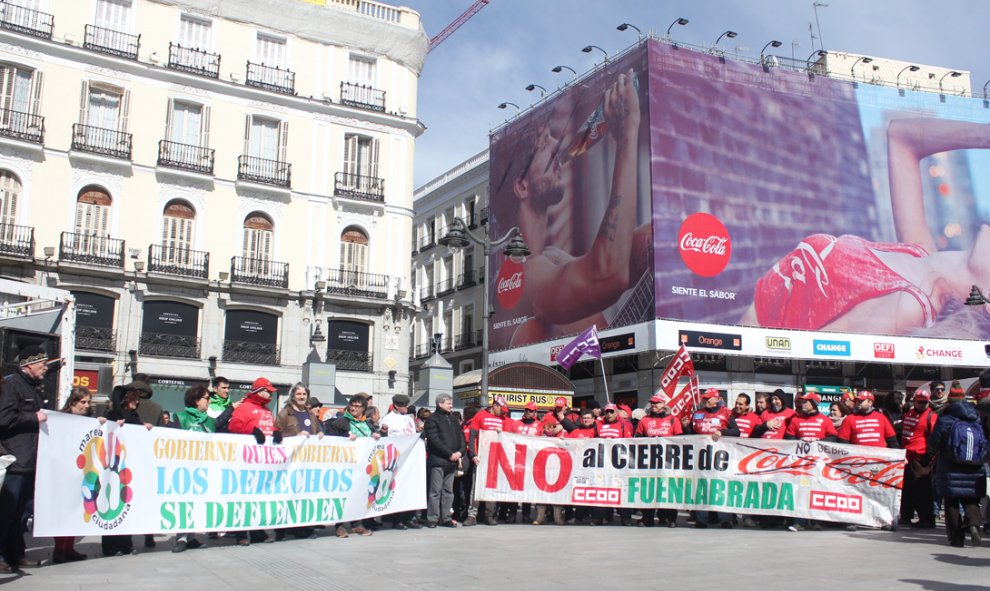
[51,388,94,564]
[170,385,215,553]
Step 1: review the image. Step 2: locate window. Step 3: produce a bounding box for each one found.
[162,200,194,263]
[166,99,208,147]
[94,0,131,31]
[0,64,41,116]
[244,115,286,162]
[0,171,20,226]
[74,186,111,255]
[79,81,129,131]
[442,309,452,349]
[178,14,211,50]
[242,213,273,263]
[256,33,285,67]
[340,227,368,275]
[342,134,379,180]
[461,305,474,336]
[348,54,376,87]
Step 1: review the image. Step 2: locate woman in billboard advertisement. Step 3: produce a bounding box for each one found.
[742,117,990,337]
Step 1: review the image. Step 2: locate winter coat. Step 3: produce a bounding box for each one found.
[228,393,275,435]
[926,400,988,499]
[325,411,376,438]
[423,408,466,469]
[275,404,321,436]
[0,370,45,473]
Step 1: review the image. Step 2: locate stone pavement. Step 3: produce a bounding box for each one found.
[2,522,987,591]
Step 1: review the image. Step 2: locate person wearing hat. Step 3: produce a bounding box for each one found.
[589,402,634,526]
[0,345,49,573]
[683,388,739,529]
[731,393,763,439]
[464,396,508,526]
[836,390,898,449]
[635,393,682,528]
[752,389,795,439]
[783,392,837,532]
[918,383,988,547]
[380,393,422,531]
[508,401,542,436]
[900,389,937,529]
[228,377,281,546]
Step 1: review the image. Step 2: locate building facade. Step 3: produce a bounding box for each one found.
[0,0,426,412]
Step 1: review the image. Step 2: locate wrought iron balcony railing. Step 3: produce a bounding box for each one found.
[333,172,384,202]
[324,268,389,299]
[0,1,52,39]
[167,43,220,78]
[419,234,436,252]
[339,81,386,112]
[454,331,477,350]
[412,342,431,359]
[237,155,291,188]
[327,349,373,372]
[245,61,295,95]
[84,24,140,60]
[71,124,132,160]
[139,332,201,359]
[419,284,435,303]
[59,231,124,268]
[480,206,489,224]
[148,244,209,279]
[437,277,455,296]
[0,107,43,144]
[0,222,32,258]
[222,339,280,366]
[76,326,116,352]
[158,140,214,175]
[457,268,476,289]
[230,255,289,289]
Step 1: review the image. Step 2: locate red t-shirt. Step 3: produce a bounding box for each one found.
[690,407,733,435]
[733,411,763,438]
[510,418,542,437]
[837,410,896,447]
[759,408,796,439]
[786,413,838,441]
[470,409,506,432]
[598,420,632,439]
[900,407,935,459]
[567,426,598,438]
[635,415,683,437]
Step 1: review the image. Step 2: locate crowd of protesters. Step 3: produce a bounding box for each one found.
[1,345,989,573]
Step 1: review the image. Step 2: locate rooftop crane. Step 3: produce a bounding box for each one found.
[427,0,490,53]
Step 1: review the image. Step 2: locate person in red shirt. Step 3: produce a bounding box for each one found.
[532,415,566,526]
[227,377,280,546]
[785,392,838,442]
[684,388,739,529]
[509,402,543,436]
[464,396,508,526]
[635,394,681,528]
[590,404,633,526]
[564,410,598,438]
[731,393,763,438]
[752,389,795,439]
[837,390,899,448]
[900,390,937,528]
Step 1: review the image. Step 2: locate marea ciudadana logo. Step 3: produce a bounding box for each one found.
[78,428,134,529]
[366,443,400,511]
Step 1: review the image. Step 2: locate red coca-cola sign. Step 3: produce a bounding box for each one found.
[495,260,524,310]
[677,213,731,277]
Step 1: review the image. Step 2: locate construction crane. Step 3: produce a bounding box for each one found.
[427,0,490,53]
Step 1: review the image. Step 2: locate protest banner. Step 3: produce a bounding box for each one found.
[475,432,905,527]
[34,413,425,536]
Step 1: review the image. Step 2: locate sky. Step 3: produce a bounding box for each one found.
[399,0,990,188]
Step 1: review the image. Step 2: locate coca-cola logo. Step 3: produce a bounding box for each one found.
[737,448,904,489]
[495,260,524,310]
[677,213,731,277]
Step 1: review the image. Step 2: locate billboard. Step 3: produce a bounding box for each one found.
[487,44,654,351]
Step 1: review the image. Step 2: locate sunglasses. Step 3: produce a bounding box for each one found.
[604,410,617,414]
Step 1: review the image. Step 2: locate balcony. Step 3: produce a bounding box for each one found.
[71,124,132,160]
[0,1,53,39]
[339,81,386,112]
[419,284,435,303]
[0,108,43,144]
[84,24,140,60]
[158,140,214,175]
[454,331,477,350]
[148,244,209,279]
[245,61,295,95]
[333,172,384,202]
[59,232,124,268]
[237,155,290,188]
[324,268,389,299]
[230,256,289,289]
[167,43,220,78]
[139,332,201,359]
[437,277,455,296]
[457,268,476,289]
[222,339,280,366]
[419,234,436,252]
[76,326,116,352]
[0,222,32,258]
[412,342,431,359]
[480,206,489,224]
[327,349,372,372]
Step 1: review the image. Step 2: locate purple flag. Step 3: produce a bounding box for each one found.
[555,325,601,370]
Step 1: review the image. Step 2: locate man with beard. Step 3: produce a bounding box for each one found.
[901,390,937,529]
[784,392,838,532]
[635,394,682,527]
[490,68,651,347]
[752,389,795,440]
[464,396,508,526]
[683,388,739,529]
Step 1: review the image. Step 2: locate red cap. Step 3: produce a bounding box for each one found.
[542,414,559,426]
[604,403,618,411]
[841,391,856,401]
[855,390,874,402]
[649,394,668,404]
[554,396,568,407]
[493,395,508,408]
[797,392,821,405]
[913,390,931,401]
[251,377,276,393]
[618,404,632,415]
[702,387,721,399]
[524,401,538,411]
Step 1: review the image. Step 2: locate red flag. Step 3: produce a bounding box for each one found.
[667,381,697,421]
[657,345,695,398]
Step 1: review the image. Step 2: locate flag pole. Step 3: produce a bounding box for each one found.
[599,357,610,404]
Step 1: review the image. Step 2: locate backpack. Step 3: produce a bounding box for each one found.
[946,418,988,466]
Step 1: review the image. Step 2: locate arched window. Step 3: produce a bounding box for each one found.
[73,185,112,256]
[243,213,273,261]
[340,226,368,276]
[162,200,195,263]
[0,171,21,227]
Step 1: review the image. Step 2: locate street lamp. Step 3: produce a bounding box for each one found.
[582,44,608,64]
[525,83,547,97]
[616,22,641,38]
[965,285,989,307]
[806,49,827,76]
[551,65,577,78]
[666,17,689,38]
[760,40,782,65]
[939,70,962,95]
[712,30,737,50]
[497,102,519,110]
[850,56,873,80]
[896,65,920,88]
[439,217,530,406]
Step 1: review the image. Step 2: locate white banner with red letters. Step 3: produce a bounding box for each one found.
[475,431,905,527]
[34,413,426,536]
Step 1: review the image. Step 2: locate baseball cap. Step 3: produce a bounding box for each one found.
[797,392,821,404]
[618,404,632,415]
[913,390,931,402]
[604,403,618,411]
[524,401,538,411]
[649,394,668,404]
[702,387,721,399]
[841,391,856,401]
[554,396,568,407]
[855,390,874,402]
[493,395,508,408]
[251,377,277,393]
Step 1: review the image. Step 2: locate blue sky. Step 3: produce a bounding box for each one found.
[400,0,990,188]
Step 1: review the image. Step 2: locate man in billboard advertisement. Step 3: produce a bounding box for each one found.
[649,40,990,342]
[487,46,653,351]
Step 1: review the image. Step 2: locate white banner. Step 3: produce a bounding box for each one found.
[476,432,905,527]
[34,413,426,536]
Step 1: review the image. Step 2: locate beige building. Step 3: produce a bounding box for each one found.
[0,0,426,412]
[809,50,971,94]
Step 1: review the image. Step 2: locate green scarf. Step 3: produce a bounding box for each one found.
[344,411,372,438]
[177,407,216,433]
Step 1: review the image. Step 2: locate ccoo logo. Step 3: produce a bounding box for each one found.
[677,213,731,277]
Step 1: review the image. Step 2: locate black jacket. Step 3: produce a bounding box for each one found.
[0,370,46,473]
[424,408,466,469]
